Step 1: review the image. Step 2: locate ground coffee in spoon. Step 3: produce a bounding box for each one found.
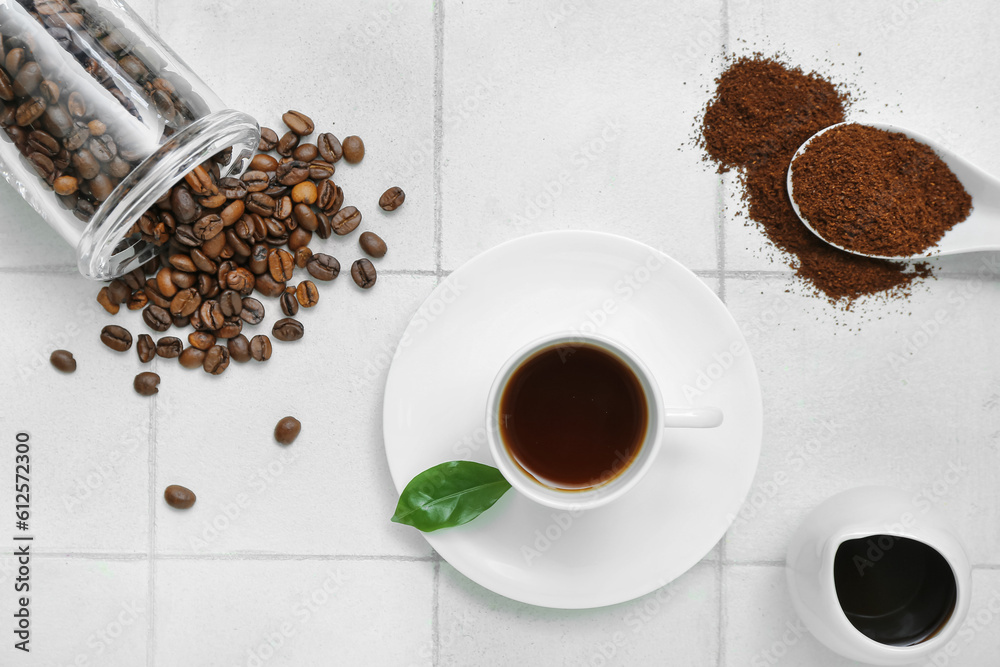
[700,55,932,305]
[791,123,972,257]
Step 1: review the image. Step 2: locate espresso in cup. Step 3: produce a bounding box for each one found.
[499,343,648,490]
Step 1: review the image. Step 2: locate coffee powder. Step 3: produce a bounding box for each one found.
[791,123,972,257]
[700,55,932,305]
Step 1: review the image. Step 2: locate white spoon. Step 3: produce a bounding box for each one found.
[786,121,1000,260]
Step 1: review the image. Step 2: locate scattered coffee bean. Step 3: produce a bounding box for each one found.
[272,318,304,342]
[277,130,299,157]
[317,133,343,163]
[179,346,205,369]
[282,110,315,136]
[155,336,183,359]
[50,349,76,373]
[359,231,387,258]
[134,372,160,396]
[96,286,120,314]
[101,325,133,352]
[227,334,252,363]
[258,127,279,152]
[279,290,299,317]
[379,186,405,211]
[137,334,155,363]
[296,281,320,308]
[342,135,365,163]
[307,253,340,281]
[331,206,361,235]
[274,417,301,445]
[250,335,272,361]
[164,484,196,509]
[203,345,230,375]
[351,259,377,289]
[293,143,319,162]
[143,304,172,332]
[240,297,265,324]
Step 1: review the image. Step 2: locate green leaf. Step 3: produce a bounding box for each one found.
[392,461,512,532]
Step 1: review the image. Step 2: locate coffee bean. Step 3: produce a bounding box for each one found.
[274,416,301,445]
[268,248,295,282]
[15,96,46,127]
[351,258,377,289]
[317,133,343,163]
[379,186,405,211]
[172,314,191,329]
[317,180,338,212]
[96,286,120,314]
[276,160,309,186]
[254,273,286,298]
[241,170,270,193]
[143,304,172,332]
[178,346,205,369]
[219,177,248,200]
[240,297,265,324]
[308,160,335,181]
[201,231,227,257]
[164,484,196,509]
[193,214,223,240]
[292,203,318,232]
[259,127,279,152]
[0,69,13,102]
[88,119,106,137]
[218,289,242,318]
[155,336,183,359]
[279,290,299,317]
[197,274,220,299]
[291,181,317,205]
[249,243,269,275]
[12,62,42,97]
[220,200,245,227]
[331,206,362,235]
[171,187,201,224]
[199,300,225,330]
[156,267,178,298]
[226,267,255,295]
[90,174,115,202]
[101,325,133,352]
[170,287,201,317]
[316,212,333,239]
[250,335,272,362]
[187,331,216,351]
[306,253,340,281]
[283,110,315,136]
[53,175,78,196]
[203,345,230,375]
[296,281,320,308]
[295,247,313,269]
[134,372,160,396]
[359,231,387,258]
[89,134,117,162]
[127,290,148,311]
[168,254,197,272]
[277,131,299,157]
[174,225,200,247]
[50,349,76,373]
[135,334,154,363]
[342,135,365,163]
[227,334,252,363]
[217,317,243,339]
[272,318,304,342]
[28,152,55,181]
[249,154,278,172]
[288,228,312,251]
[246,192,276,216]
[145,281,171,308]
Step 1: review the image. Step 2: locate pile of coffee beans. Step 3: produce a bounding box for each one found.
[791,123,972,257]
[95,108,402,379]
[0,0,212,224]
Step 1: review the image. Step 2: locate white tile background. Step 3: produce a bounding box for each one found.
[0,0,998,665]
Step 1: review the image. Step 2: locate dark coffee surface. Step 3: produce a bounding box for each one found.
[499,344,647,489]
[834,535,957,647]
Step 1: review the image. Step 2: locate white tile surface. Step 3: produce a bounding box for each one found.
[0,0,998,665]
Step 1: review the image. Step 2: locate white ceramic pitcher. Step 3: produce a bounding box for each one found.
[786,486,971,665]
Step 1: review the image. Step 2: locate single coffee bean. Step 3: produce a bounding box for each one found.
[136,334,155,363]
[250,335,272,362]
[254,273,286,298]
[203,345,230,375]
[12,62,42,97]
[50,349,76,373]
[171,187,201,224]
[174,225,201,247]
[308,160,335,181]
[296,281,320,308]
[316,212,333,239]
[28,152,55,181]
[197,274,220,299]
[87,119,106,137]
[96,286,120,314]
[288,228,312,251]
[15,96,46,127]
[53,175,78,196]
[89,134,117,162]
[241,170,270,193]
[272,318,304,342]
[221,334,249,363]
[293,203,318,231]
[193,214,223,241]
[317,132,343,163]
[249,243,269,275]
[169,254,197,272]
[127,290,148,311]
[249,154,278,172]
[178,346,205,369]
[172,315,191,329]
[220,200,245,227]
[279,290,299,317]
[258,127,279,152]
[379,186,405,211]
[201,231,227,258]
[342,135,365,163]
[359,231,387,258]
[240,297,265,324]
[187,331,216,351]
[0,69,13,102]
[143,304,172,332]
[277,131,299,157]
[283,110,315,136]
[155,336,183,359]
[290,144,317,165]
[219,177,248,200]
[164,484,196,509]
[101,325,133,352]
[226,267,256,295]
[105,280,130,305]
[156,267,178,298]
[276,160,310,186]
[246,192,276,216]
[351,258,377,289]
[170,288,201,317]
[134,372,161,396]
[216,317,243,339]
[199,300,225,330]
[123,268,146,292]
[295,247,313,269]
[274,416,301,445]
[317,180,343,215]
[331,206,362,235]
[171,270,196,290]
[145,281,172,308]
[268,248,295,282]
[306,253,340,281]
[89,174,115,202]
[291,181,318,205]
[218,290,242,318]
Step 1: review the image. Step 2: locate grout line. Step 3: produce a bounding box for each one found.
[432,558,441,666]
[432,0,445,278]
[147,371,157,667]
[725,560,785,567]
[382,269,440,277]
[33,552,149,560]
[154,553,439,562]
[0,264,77,274]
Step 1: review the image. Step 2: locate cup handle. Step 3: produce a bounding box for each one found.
[662,406,724,428]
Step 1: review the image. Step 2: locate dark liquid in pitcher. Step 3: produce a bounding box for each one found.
[833,535,957,646]
[499,343,647,489]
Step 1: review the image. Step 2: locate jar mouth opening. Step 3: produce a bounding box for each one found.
[76,108,260,280]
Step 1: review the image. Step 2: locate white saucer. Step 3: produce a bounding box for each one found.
[382,231,762,609]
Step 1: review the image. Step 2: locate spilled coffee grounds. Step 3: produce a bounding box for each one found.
[791,123,972,257]
[700,55,931,305]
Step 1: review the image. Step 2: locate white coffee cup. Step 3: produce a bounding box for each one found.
[485,332,723,511]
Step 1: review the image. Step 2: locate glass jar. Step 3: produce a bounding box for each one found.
[0,0,259,279]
